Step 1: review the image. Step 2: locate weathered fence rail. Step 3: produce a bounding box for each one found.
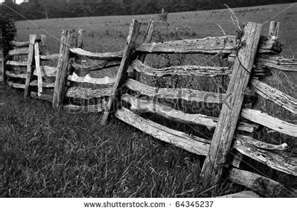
[2,19,297,197]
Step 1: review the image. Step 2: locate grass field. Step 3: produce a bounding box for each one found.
[1,3,297,197]
[15,3,297,56]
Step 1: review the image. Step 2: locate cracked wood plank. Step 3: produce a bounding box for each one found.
[200,22,262,188]
[241,109,297,137]
[125,79,226,104]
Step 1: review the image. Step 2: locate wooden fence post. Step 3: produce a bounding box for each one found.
[52,29,78,110]
[24,34,37,98]
[200,22,262,191]
[100,19,141,125]
[40,34,49,55]
[77,29,84,49]
[34,41,42,96]
[139,20,154,63]
[268,21,280,38]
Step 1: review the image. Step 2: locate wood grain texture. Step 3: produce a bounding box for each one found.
[218,191,259,198]
[66,86,112,99]
[10,40,30,47]
[136,35,280,54]
[53,30,78,109]
[30,80,55,88]
[131,59,231,77]
[101,19,141,125]
[136,35,237,54]
[33,66,57,78]
[138,20,154,63]
[77,29,84,49]
[125,79,226,104]
[258,55,297,72]
[72,61,120,74]
[229,168,297,197]
[241,109,297,137]
[229,54,297,72]
[24,34,37,98]
[6,60,27,66]
[68,72,115,85]
[40,54,60,60]
[8,47,29,56]
[34,42,43,96]
[236,135,288,151]
[70,48,123,60]
[200,23,262,187]
[5,70,27,79]
[115,107,210,156]
[252,79,297,114]
[7,81,25,89]
[10,38,42,47]
[234,135,296,176]
[268,21,280,38]
[122,94,256,133]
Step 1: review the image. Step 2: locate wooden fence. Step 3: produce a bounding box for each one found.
[2,33,58,102]
[102,20,297,197]
[2,20,297,197]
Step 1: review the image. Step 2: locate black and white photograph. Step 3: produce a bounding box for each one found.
[0,0,297,210]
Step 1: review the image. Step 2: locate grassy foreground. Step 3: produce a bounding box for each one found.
[0,85,242,197]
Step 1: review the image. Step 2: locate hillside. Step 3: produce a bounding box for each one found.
[16,3,297,57]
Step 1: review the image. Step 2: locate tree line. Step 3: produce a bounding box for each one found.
[1,0,297,20]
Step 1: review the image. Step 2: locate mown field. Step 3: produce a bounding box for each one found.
[1,3,297,197]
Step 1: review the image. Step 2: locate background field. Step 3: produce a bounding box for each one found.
[15,3,297,56]
[1,3,297,197]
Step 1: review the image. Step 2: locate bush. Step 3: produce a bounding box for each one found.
[0,11,16,55]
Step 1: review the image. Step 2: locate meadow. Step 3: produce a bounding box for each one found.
[1,3,297,197]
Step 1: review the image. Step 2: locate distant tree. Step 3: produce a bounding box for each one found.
[0,6,16,54]
[123,0,133,14]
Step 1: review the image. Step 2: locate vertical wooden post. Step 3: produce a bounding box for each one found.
[53,29,78,110]
[40,34,48,55]
[143,20,154,44]
[200,22,262,191]
[268,21,280,39]
[128,20,154,79]
[24,34,37,98]
[34,41,42,96]
[139,20,154,63]
[77,29,84,49]
[100,19,141,125]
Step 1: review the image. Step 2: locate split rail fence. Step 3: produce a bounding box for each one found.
[1,20,297,197]
[1,33,59,102]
